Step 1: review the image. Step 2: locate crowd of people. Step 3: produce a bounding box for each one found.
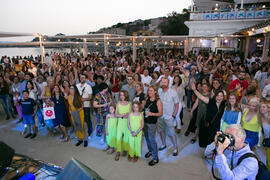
[0,49,270,171]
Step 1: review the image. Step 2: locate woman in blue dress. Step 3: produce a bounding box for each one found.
[51,85,69,142]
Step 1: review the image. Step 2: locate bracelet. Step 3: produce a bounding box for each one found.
[172,115,176,118]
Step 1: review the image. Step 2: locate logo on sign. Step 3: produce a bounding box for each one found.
[45,110,53,117]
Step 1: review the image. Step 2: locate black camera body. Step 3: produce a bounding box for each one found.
[217,133,235,147]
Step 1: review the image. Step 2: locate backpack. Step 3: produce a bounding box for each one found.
[237,153,270,180]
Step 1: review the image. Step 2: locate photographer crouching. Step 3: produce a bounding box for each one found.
[205,124,259,180]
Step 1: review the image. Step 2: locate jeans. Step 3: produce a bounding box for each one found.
[84,107,93,137]
[37,101,44,125]
[143,123,158,160]
[186,89,193,109]
[0,94,14,117]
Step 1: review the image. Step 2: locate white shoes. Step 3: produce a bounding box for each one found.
[100,139,105,145]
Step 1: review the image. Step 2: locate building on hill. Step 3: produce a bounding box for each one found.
[184,0,270,60]
[97,27,126,35]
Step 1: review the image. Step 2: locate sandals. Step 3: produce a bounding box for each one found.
[107,148,115,154]
[128,155,132,162]
[103,146,110,152]
[115,152,120,161]
[133,156,138,162]
[190,138,196,144]
[63,136,70,142]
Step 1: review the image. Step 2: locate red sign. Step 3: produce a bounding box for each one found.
[45,110,53,117]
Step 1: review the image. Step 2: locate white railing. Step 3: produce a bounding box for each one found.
[190,8,270,21]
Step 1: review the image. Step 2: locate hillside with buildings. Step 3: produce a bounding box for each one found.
[90,9,190,36]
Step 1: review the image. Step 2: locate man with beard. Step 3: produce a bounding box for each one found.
[228,71,248,101]
[121,75,136,101]
[77,74,93,139]
[158,77,179,156]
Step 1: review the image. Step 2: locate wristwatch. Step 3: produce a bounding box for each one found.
[172,115,176,119]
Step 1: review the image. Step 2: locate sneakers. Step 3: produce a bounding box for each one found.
[30,133,37,139]
[144,151,152,158]
[84,141,88,147]
[148,158,159,166]
[24,133,32,138]
[190,138,196,144]
[100,139,105,145]
[175,129,181,134]
[158,145,167,151]
[75,140,83,146]
[184,131,190,136]
[172,149,178,156]
[17,118,23,124]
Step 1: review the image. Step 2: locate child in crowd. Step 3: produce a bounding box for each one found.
[104,104,118,154]
[19,90,37,139]
[115,90,131,161]
[127,101,144,162]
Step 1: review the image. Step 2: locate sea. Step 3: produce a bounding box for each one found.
[0,47,71,58]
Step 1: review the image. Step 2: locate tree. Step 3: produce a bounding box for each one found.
[159,10,190,35]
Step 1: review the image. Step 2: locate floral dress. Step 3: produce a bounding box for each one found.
[94,91,111,136]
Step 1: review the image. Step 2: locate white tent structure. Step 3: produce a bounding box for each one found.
[0,32,190,62]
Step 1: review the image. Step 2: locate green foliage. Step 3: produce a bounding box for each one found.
[159,9,190,35]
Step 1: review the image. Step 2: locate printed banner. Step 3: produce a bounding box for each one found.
[228,12,236,19]
[204,13,212,20]
[212,12,220,20]
[265,9,270,17]
[255,9,265,18]
[246,10,255,18]
[237,11,246,19]
[220,12,228,20]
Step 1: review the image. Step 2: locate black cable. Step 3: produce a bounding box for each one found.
[211,149,222,180]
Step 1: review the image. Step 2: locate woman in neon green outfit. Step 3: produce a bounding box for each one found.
[115,90,131,161]
[128,101,144,162]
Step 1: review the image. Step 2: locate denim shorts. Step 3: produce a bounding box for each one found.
[22,115,35,125]
[157,117,175,136]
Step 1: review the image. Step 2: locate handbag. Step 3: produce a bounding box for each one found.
[43,103,56,120]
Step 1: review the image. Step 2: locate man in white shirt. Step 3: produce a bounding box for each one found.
[262,83,270,101]
[77,74,93,139]
[141,69,152,94]
[158,77,179,156]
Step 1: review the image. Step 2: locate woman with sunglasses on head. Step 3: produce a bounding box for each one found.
[241,98,260,149]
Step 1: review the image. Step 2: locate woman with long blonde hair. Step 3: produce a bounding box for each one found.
[143,85,163,166]
[241,98,261,149]
[259,102,270,170]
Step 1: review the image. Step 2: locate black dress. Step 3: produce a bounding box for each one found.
[199,99,225,148]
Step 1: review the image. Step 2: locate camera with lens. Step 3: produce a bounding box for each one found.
[217,133,235,147]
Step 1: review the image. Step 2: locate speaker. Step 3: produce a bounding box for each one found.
[0,141,15,176]
[56,158,104,180]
